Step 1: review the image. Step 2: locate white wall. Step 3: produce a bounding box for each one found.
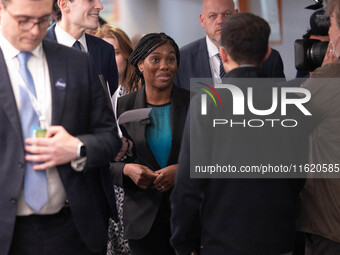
[158,0,205,47]
[113,0,317,79]
[117,0,160,38]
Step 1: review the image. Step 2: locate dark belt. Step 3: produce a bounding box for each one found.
[16,206,71,224]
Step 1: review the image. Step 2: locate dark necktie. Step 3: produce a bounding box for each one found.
[73,40,82,51]
[217,53,226,78]
[17,51,48,212]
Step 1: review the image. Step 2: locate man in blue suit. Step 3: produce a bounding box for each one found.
[45,0,118,95]
[174,0,285,90]
[0,0,120,254]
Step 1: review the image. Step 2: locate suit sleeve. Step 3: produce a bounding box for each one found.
[110,162,125,187]
[77,57,121,168]
[107,47,119,96]
[174,48,189,90]
[170,104,205,255]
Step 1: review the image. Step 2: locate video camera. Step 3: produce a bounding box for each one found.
[295,0,330,72]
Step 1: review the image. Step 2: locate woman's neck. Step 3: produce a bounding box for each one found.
[145,85,172,105]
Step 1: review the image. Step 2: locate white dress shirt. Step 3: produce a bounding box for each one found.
[206,36,223,83]
[0,33,67,216]
[55,23,88,52]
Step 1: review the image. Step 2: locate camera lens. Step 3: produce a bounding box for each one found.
[308,41,329,68]
[295,39,329,72]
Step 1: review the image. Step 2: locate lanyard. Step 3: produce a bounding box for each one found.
[7,58,47,129]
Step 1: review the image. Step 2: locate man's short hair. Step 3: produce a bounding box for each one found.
[221,12,270,66]
[53,0,74,21]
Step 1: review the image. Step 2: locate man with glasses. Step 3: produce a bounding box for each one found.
[0,0,120,254]
[174,0,286,90]
[45,0,118,96]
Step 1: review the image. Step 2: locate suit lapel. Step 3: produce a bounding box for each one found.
[0,49,24,145]
[132,86,187,169]
[198,38,212,77]
[132,87,160,170]
[43,40,67,125]
[86,34,102,73]
[45,23,58,42]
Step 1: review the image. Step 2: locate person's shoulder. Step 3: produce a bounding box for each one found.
[270,48,281,56]
[44,23,57,41]
[172,85,191,105]
[180,38,205,54]
[173,85,190,97]
[85,33,114,51]
[266,48,283,63]
[117,90,138,110]
[312,59,340,78]
[43,39,88,57]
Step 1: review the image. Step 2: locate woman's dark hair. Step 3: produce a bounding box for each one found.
[129,32,180,88]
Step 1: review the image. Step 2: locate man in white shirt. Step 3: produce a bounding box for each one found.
[45,0,118,96]
[174,0,286,90]
[0,0,120,254]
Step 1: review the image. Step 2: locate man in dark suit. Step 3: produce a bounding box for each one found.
[171,13,305,255]
[0,0,120,254]
[45,0,118,95]
[174,0,285,90]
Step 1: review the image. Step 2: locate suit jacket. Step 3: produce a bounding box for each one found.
[111,85,190,240]
[45,23,118,96]
[0,40,121,254]
[171,66,305,255]
[297,58,340,243]
[174,37,285,90]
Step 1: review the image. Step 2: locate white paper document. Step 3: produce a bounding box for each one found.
[117,108,151,125]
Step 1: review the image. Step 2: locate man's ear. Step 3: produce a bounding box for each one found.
[199,13,205,29]
[220,47,239,72]
[262,46,272,63]
[219,47,231,73]
[58,0,70,14]
[219,48,229,64]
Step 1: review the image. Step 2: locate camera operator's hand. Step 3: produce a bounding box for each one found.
[321,43,337,67]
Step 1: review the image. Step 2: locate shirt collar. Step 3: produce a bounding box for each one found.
[0,32,43,60]
[206,35,220,58]
[55,23,88,52]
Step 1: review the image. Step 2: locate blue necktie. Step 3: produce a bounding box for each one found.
[72,41,82,51]
[18,52,48,212]
[217,53,226,78]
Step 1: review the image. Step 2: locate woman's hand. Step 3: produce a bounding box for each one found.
[153,164,178,192]
[123,164,158,189]
[321,43,337,67]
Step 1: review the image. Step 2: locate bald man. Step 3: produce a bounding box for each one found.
[174,0,285,90]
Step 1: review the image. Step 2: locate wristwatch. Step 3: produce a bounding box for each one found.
[77,141,87,158]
